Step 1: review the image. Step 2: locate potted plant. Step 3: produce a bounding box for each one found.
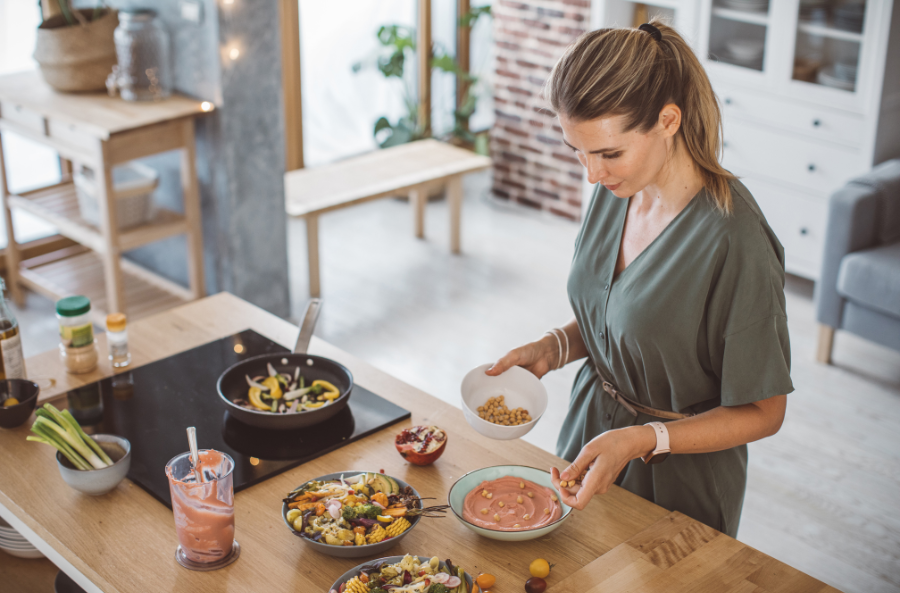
[353,5,492,153]
[33,1,118,92]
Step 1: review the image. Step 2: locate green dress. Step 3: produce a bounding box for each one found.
[558,180,794,538]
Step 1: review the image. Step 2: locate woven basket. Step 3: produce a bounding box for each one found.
[33,9,118,92]
[74,162,158,230]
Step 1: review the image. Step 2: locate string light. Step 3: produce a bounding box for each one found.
[229,47,240,60]
[201,101,214,112]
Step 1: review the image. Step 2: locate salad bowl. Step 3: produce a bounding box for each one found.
[330,555,474,593]
[282,471,424,558]
[448,465,572,542]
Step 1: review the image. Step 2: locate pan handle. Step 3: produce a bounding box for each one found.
[293,299,322,354]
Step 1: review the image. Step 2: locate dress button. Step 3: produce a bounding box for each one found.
[605,413,612,421]
[604,283,610,290]
[599,332,605,339]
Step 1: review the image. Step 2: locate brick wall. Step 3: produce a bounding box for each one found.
[490,0,591,221]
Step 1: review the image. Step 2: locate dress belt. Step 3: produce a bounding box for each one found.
[599,378,695,421]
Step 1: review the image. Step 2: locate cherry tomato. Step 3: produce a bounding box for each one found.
[476,573,496,589]
[529,558,551,579]
[525,577,547,593]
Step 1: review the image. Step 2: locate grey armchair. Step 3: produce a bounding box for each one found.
[815,159,900,363]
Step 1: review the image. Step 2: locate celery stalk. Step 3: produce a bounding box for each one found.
[61,408,113,465]
[31,419,92,469]
[29,423,91,470]
[26,435,91,470]
[33,415,107,469]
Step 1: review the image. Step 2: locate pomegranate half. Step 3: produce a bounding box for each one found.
[395,425,447,466]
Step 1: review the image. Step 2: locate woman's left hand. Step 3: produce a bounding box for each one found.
[551,426,653,510]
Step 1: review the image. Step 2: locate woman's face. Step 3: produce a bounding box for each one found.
[559,109,678,198]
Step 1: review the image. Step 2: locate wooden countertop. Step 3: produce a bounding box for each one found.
[0,70,211,139]
[0,293,838,592]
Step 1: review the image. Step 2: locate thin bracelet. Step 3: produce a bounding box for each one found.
[549,328,567,370]
[555,327,569,367]
[544,331,563,370]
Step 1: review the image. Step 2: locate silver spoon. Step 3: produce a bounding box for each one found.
[186,426,203,483]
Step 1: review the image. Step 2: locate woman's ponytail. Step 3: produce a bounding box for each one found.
[546,18,735,213]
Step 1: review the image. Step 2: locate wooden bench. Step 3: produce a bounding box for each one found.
[284,139,492,296]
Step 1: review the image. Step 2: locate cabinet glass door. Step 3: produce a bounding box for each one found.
[707,0,770,72]
[792,0,865,92]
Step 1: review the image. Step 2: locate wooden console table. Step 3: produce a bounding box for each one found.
[0,70,210,321]
[285,139,492,297]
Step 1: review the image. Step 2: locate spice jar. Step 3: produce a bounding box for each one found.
[57,296,99,374]
[106,313,131,368]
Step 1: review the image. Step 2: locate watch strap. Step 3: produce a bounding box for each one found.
[641,421,670,464]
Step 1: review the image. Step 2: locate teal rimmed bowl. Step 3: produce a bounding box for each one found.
[447,465,572,542]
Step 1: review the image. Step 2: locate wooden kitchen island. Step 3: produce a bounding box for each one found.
[0,294,839,592]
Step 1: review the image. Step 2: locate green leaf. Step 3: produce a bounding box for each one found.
[374,117,392,135]
[459,5,492,28]
[431,54,460,75]
[378,51,406,78]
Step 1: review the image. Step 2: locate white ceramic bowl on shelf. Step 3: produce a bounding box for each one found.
[460,363,548,440]
[725,39,765,61]
[0,522,44,559]
[0,546,45,559]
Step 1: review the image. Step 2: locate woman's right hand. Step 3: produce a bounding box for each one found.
[485,335,557,379]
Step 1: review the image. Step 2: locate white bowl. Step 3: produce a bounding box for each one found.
[460,364,548,440]
[0,546,44,559]
[725,39,764,60]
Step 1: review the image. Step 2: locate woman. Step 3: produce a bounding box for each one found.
[486,21,793,538]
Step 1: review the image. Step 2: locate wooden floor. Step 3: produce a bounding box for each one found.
[286,171,900,593]
[7,171,899,592]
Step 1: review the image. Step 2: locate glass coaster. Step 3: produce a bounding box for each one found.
[174,540,240,571]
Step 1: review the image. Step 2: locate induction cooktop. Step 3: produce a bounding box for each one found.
[63,329,410,508]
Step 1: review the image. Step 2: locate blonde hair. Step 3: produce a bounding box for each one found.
[545,19,735,213]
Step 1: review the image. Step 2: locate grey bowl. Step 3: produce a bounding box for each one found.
[330,556,475,592]
[56,434,131,496]
[281,471,422,558]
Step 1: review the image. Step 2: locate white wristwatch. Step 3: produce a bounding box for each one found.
[641,421,671,465]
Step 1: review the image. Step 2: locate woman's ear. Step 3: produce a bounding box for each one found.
[658,103,682,138]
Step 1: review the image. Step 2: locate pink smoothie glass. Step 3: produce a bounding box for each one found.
[165,449,239,570]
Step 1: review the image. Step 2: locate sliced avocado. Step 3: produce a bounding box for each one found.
[386,476,400,494]
[372,474,392,494]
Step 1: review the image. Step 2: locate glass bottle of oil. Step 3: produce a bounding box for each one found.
[0,278,25,379]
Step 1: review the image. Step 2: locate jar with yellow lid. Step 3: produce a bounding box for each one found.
[56,296,99,374]
[106,312,131,368]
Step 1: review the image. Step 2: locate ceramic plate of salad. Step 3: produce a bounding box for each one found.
[282,471,449,558]
[330,555,475,593]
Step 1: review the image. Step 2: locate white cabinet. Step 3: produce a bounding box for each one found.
[590,0,900,280]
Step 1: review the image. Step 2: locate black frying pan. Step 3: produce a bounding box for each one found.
[216,300,353,430]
